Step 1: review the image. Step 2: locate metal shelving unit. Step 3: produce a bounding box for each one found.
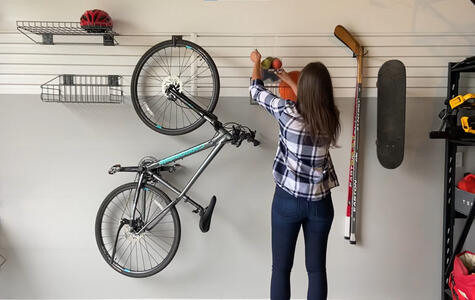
[17,21,118,45]
[41,74,123,104]
[430,57,475,300]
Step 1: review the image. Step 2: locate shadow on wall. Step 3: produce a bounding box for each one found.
[354,96,445,246]
[369,0,457,32]
[404,97,445,178]
[0,220,38,296]
[411,0,457,32]
[0,221,6,270]
[103,97,277,282]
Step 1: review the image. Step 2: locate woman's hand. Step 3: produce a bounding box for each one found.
[276,69,298,96]
[251,49,262,80]
[275,69,292,84]
[250,49,261,64]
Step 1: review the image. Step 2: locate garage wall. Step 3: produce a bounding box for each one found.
[0,0,474,97]
[1,32,475,97]
[0,0,474,299]
[0,94,448,300]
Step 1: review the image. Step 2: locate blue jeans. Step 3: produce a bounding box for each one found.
[271,185,334,300]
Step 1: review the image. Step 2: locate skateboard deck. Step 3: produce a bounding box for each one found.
[377,60,406,169]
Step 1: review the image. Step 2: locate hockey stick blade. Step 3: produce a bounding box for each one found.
[334,25,363,57]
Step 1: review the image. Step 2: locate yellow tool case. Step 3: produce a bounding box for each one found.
[449,93,475,109]
[446,93,475,135]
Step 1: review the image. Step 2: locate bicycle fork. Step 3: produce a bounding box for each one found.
[109,172,147,264]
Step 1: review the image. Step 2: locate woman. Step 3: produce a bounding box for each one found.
[249,50,340,300]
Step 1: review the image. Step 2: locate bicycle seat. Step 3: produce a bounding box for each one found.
[199,196,216,233]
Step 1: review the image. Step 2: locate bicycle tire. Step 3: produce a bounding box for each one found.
[131,39,220,135]
[95,182,181,277]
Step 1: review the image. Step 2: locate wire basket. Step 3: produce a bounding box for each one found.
[249,71,280,105]
[17,21,118,45]
[41,75,123,104]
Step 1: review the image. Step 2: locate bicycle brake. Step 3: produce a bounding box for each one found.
[248,130,260,146]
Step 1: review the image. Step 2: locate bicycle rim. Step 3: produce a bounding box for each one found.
[131,39,220,135]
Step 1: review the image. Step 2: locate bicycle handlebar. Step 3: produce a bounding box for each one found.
[229,125,260,147]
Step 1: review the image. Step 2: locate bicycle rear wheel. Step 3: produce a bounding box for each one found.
[95,182,181,277]
[131,38,220,135]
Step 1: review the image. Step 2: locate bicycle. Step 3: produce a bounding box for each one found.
[95,36,260,277]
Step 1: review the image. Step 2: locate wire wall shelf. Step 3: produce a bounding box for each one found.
[249,81,279,105]
[17,21,118,45]
[41,75,123,104]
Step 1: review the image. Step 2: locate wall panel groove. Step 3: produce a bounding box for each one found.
[0,32,473,97]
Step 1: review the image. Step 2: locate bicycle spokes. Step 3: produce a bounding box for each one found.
[131,38,220,135]
[96,183,180,277]
[137,47,213,128]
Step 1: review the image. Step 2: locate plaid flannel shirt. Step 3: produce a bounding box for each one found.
[250,79,339,201]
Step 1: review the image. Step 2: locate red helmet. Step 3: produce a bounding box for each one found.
[80,9,113,31]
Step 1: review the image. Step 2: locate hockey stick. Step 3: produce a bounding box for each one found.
[334,25,365,244]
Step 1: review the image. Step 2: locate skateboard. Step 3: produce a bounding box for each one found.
[377,60,406,169]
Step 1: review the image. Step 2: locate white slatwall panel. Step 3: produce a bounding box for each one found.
[0,31,474,97]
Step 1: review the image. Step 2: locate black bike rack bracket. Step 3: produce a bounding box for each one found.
[172,35,183,46]
[103,34,115,46]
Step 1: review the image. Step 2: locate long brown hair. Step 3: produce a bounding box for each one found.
[296,62,340,147]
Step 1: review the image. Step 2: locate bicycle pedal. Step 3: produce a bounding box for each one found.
[108,164,121,175]
[199,196,216,233]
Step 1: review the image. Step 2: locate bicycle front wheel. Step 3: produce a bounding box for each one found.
[95,182,181,277]
[131,38,220,135]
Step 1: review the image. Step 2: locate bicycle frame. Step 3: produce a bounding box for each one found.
[115,88,234,234]
[140,129,232,233]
